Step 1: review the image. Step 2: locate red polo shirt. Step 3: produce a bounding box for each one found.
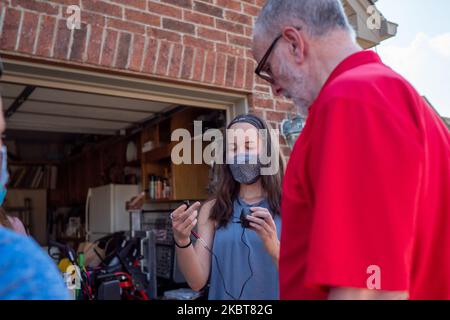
[280,50,450,300]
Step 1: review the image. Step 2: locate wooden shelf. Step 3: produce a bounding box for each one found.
[141,107,213,201]
[142,142,175,162]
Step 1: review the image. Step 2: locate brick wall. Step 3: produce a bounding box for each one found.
[0,0,292,156]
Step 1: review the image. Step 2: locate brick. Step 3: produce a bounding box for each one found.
[0,8,21,50]
[215,42,244,56]
[18,11,39,53]
[254,85,271,94]
[198,27,226,42]
[86,24,103,64]
[54,19,72,59]
[216,0,241,11]
[213,53,226,86]
[193,1,223,18]
[234,57,245,88]
[216,19,244,34]
[183,11,214,27]
[245,58,255,90]
[162,17,194,35]
[128,33,145,71]
[253,97,274,110]
[82,0,123,18]
[12,0,59,15]
[81,11,105,27]
[155,40,172,76]
[244,26,253,37]
[111,0,146,10]
[225,10,252,25]
[100,28,118,67]
[225,55,236,87]
[228,34,252,48]
[160,0,192,9]
[142,38,158,73]
[125,8,160,27]
[243,3,260,16]
[180,46,194,79]
[36,15,57,57]
[192,48,205,82]
[147,1,182,19]
[183,35,214,51]
[70,23,88,61]
[276,100,295,112]
[203,50,215,83]
[168,42,183,77]
[266,110,287,122]
[147,27,181,42]
[49,0,81,5]
[107,17,146,34]
[115,32,132,69]
[255,75,268,86]
[255,0,266,7]
[244,47,253,59]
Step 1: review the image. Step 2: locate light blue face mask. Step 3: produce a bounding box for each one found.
[0,146,9,206]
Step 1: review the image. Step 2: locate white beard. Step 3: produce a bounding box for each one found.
[279,60,311,118]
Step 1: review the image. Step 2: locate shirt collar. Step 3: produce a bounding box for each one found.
[306,50,382,118]
[322,50,383,89]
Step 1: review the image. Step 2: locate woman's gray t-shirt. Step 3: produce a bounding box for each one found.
[208,197,281,300]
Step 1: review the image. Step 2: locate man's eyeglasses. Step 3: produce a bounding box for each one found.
[255,27,302,84]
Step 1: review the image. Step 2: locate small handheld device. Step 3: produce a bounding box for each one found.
[239,207,252,228]
[180,200,208,248]
[239,206,265,229]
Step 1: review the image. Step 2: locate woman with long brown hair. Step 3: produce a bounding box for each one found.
[171,114,284,300]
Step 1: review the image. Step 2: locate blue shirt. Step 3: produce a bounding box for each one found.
[208,197,281,300]
[0,227,69,300]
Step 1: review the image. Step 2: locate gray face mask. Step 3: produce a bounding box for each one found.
[229,154,261,185]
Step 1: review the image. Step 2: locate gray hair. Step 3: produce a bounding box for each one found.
[255,0,353,39]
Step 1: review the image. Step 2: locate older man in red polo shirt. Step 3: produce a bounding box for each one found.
[252,0,450,300]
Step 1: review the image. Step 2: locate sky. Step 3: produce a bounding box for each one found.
[374,0,450,117]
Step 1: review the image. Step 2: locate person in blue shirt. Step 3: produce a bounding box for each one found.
[0,57,69,300]
[0,227,70,300]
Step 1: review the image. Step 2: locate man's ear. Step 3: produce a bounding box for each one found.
[282,27,305,64]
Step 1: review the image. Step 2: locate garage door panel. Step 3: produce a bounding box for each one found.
[1,98,15,110]
[0,83,26,98]
[9,113,128,130]
[31,88,173,113]
[19,101,152,123]
[6,122,115,135]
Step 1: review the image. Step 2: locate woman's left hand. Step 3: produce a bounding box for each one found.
[246,207,280,266]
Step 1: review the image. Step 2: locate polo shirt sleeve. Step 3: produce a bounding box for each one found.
[304,96,423,292]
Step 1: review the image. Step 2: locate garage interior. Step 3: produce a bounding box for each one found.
[0,76,230,299]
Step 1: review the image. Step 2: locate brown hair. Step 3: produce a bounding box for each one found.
[0,208,12,229]
[209,114,285,228]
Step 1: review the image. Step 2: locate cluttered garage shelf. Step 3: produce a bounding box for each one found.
[2,81,227,300]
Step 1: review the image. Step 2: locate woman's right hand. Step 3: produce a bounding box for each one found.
[171,202,202,247]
